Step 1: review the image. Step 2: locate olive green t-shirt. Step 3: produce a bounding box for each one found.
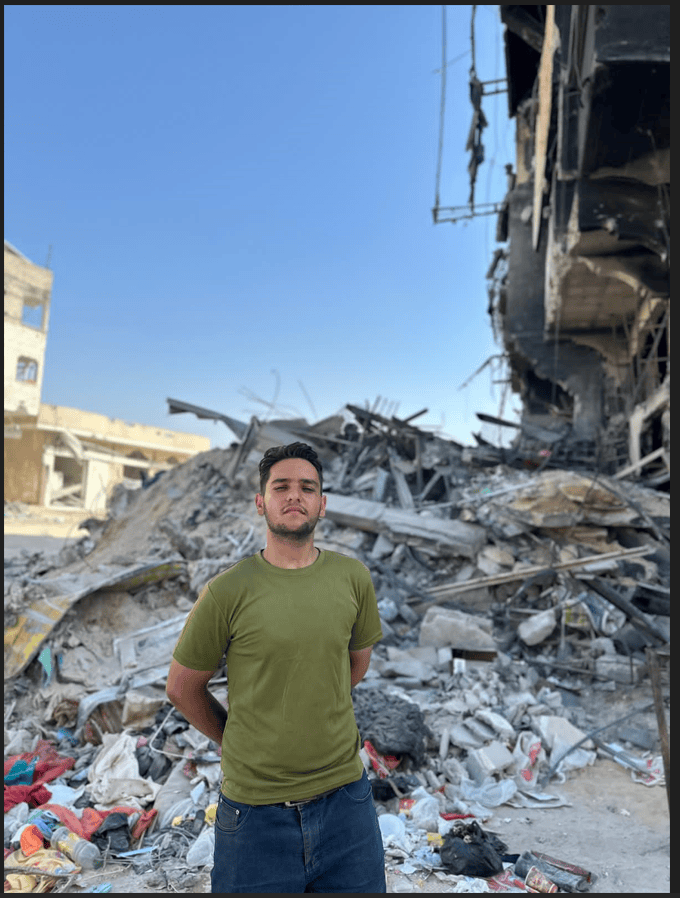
[172,549,382,804]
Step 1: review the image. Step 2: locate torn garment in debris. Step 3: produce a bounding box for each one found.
[363,740,401,778]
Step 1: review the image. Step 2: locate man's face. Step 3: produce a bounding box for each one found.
[255,457,326,542]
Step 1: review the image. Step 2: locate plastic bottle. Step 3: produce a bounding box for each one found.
[50,826,104,870]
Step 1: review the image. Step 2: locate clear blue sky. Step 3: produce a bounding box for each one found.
[5,5,518,448]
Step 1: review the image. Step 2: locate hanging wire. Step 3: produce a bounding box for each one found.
[470,4,477,77]
[433,5,447,216]
[434,4,506,223]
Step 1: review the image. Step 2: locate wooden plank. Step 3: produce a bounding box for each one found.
[411,545,655,612]
[51,482,83,500]
[614,446,665,479]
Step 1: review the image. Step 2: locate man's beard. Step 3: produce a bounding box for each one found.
[263,508,321,543]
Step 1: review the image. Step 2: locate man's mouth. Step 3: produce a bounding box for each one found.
[284,508,305,514]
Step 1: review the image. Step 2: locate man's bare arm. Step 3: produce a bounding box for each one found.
[349,645,373,688]
[166,659,227,746]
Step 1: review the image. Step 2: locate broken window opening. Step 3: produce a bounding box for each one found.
[123,450,149,482]
[123,467,145,482]
[16,356,39,383]
[641,411,665,459]
[524,370,572,417]
[21,301,45,329]
[50,455,85,508]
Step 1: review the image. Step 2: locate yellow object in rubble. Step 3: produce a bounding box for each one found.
[205,803,218,825]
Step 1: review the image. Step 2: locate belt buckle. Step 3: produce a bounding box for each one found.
[283,796,315,808]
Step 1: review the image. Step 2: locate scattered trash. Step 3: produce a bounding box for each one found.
[4,399,669,892]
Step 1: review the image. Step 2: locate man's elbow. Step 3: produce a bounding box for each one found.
[349,649,373,687]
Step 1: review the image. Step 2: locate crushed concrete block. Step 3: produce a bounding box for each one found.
[476,545,515,575]
[437,646,453,670]
[533,715,594,751]
[419,607,496,652]
[371,532,395,559]
[462,717,497,743]
[442,696,468,715]
[386,646,439,666]
[448,723,486,751]
[475,709,515,742]
[465,740,515,785]
[378,598,399,621]
[594,654,647,684]
[379,658,436,681]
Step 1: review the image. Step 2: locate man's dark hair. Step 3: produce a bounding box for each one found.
[258,443,323,495]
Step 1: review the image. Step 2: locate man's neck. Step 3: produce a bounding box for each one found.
[261,537,320,569]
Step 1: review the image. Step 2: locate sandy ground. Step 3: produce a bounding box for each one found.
[4,504,97,540]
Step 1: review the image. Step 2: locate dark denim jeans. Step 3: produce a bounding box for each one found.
[211,771,386,893]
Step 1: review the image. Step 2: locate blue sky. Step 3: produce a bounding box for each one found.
[5,5,518,447]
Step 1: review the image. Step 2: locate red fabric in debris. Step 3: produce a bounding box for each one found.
[128,808,157,840]
[4,741,75,813]
[362,740,400,779]
[3,783,52,813]
[37,804,158,841]
[4,740,74,788]
[35,804,88,839]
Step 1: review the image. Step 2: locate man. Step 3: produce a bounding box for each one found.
[166,442,386,893]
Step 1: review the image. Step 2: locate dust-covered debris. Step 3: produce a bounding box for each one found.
[4,401,670,892]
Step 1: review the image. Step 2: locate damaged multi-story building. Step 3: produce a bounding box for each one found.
[488,5,669,484]
[4,240,211,512]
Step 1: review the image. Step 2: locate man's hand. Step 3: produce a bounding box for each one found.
[166,659,227,746]
[349,646,373,688]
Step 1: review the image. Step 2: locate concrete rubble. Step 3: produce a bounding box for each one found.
[4,402,670,892]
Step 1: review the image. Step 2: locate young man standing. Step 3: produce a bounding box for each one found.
[166,442,386,893]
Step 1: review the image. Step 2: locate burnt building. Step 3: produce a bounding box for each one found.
[490,5,669,484]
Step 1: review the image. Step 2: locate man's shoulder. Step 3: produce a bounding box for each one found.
[203,553,260,593]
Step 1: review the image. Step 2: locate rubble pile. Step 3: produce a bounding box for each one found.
[4,403,670,892]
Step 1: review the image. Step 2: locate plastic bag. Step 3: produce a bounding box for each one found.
[512,731,547,790]
[185,827,215,868]
[410,795,440,832]
[439,820,507,878]
[460,776,517,808]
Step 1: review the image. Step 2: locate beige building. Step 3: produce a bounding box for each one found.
[4,240,51,419]
[4,240,210,512]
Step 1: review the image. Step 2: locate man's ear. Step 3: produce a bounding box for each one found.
[255,493,265,516]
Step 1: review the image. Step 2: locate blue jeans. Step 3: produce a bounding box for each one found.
[211,771,386,893]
